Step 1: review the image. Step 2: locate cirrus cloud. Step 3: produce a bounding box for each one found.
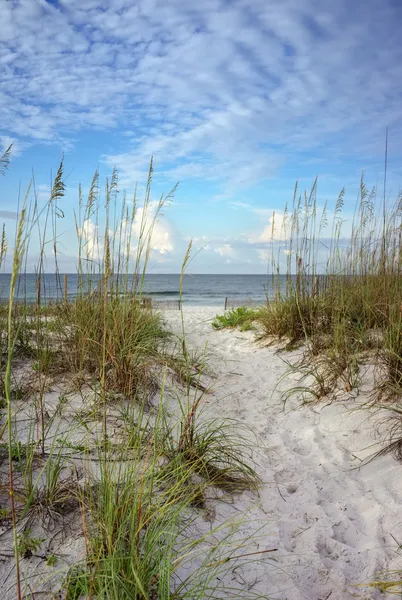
[1,0,402,191]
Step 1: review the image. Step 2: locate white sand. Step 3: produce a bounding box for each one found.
[164,306,402,600]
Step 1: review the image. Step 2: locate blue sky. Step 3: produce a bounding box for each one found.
[1,0,402,273]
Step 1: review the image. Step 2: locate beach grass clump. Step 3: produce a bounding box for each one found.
[176,415,261,493]
[162,390,261,494]
[256,294,321,342]
[64,296,169,398]
[370,403,402,461]
[255,176,402,403]
[65,453,257,600]
[73,448,187,600]
[212,306,258,331]
[0,156,265,599]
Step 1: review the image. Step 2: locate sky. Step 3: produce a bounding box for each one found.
[1,0,402,273]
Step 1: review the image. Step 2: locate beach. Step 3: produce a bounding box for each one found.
[0,303,401,599]
[4,1,402,596]
[163,306,402,599]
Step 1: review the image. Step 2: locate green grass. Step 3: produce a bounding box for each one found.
[62,394,262,600]
[64,296,169,397]
[212,306,258,331]
[0,157,266,599]
[252,177,402,403]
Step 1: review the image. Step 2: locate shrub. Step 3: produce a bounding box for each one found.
[212,306,258,331]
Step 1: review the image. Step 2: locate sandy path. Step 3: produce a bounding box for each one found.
[165,307,402,600]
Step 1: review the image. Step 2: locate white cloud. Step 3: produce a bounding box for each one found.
[132,205,175,256]
[1,0,401,188]
[258,212,289,242]
[214,244,234,257]
[230,202,273,219]
[190,236,211,251]
[230,201,291,243]
[78,203,175,265]
[248,211,289,243]
[188,235,209,244]
[79,219,102,260]
[36,184,51,202]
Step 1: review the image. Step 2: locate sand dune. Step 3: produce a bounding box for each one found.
[166,306,402,600]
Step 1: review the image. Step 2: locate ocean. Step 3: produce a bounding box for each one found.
[0,273,287,307]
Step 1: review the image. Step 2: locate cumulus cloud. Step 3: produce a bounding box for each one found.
[247,211,289,243]
[78,204,175,264]
[1,0,402,187]
[132,206,175,256]
[256,212,289,242]
[79,219,102,260]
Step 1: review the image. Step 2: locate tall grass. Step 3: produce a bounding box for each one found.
[4,204,27,600]
[0,158,264,598]
[257,176,402,401]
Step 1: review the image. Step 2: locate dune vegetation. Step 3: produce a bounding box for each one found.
[258,178,402,406]
[0,152,264,599]
[214,176,402,408]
